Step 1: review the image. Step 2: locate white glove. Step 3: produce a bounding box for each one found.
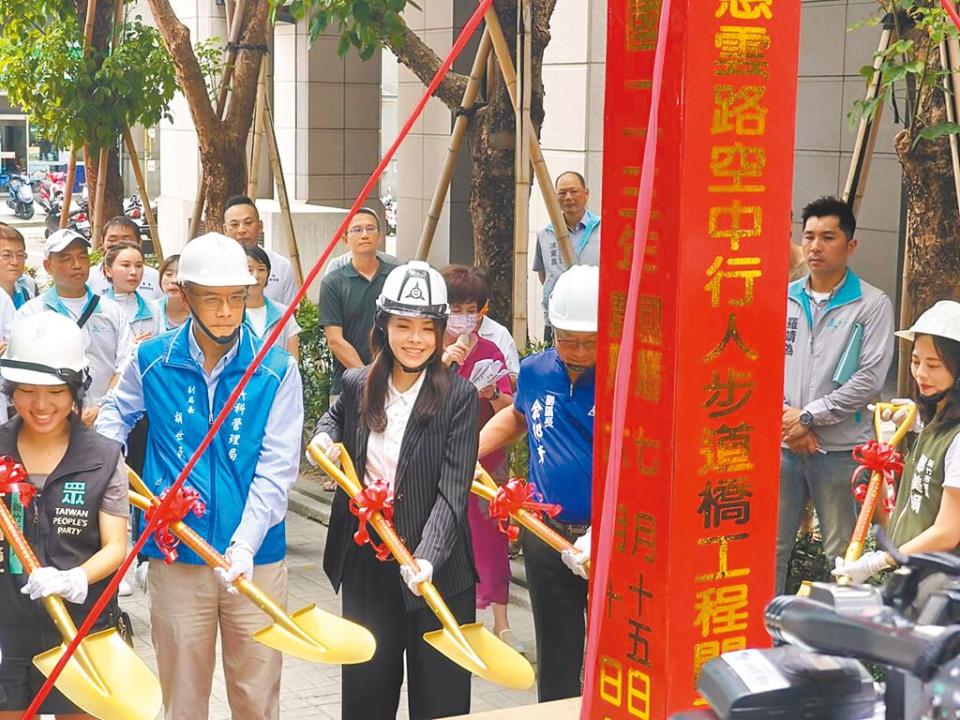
[400,559,434,597]
[307,432,341,466]
[561,529,591,580]
[21,566,89,604]
[831,550,894,584]
[215,542,255,593]
[869,398,920,431]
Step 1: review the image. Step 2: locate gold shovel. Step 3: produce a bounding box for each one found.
[472,465,590,577]
[126,471,376,664]
[0,494,162,720]
[308,442,535,690]
[837,401,918,583]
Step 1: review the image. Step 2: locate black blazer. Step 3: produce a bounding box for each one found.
[318,366,480,611]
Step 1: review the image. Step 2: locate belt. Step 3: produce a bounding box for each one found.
[544,516,590,541]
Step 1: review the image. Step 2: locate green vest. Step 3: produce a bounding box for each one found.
[889,418,960,549]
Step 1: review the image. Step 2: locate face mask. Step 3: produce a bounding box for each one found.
[446,313,478,337]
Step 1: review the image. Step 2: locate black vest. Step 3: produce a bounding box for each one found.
[0,415,123,630]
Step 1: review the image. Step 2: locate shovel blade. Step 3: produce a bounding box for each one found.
[253,604,376,665]
[423,622,535,690]
[34,628,163,720]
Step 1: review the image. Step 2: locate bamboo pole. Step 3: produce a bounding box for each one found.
[82,0,99,56]
[123,129,163,262]
[188,0,248,239]
[225,0,235,35]
[91,146,109,248]
[83,145,96,226]
[414,29,492,261]
[512,0,531,342]
[944,38,960,216]
[263,97,304,286]
[247,58,268,198]
[59,150,77,229]
[842,25,892,215]
[485,7,574,267]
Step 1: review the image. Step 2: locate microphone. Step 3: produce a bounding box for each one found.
[450,333,472,372]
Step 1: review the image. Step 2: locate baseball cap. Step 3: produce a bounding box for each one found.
[44,228,90,258]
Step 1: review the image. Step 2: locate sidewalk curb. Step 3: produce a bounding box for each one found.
[291,473,532,610]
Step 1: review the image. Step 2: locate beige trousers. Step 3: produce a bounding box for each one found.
[147,559,287,720]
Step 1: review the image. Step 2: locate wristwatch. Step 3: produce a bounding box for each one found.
[799,410,814,428]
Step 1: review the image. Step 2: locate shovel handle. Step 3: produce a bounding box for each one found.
[0,492,41,573]
[470,480,571,554]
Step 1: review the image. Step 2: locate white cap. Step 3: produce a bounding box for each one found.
[44,228,90,258]
[1,313,89,385]
[548,265,599,332]
[377,260,448,320]
[895,300,960,344]
[177,232,256,287]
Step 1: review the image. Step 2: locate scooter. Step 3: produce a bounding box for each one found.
[6,174,35,220]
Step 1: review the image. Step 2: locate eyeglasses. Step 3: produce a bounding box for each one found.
[347,225,379,235]
[554,336,598,351]
[191,291,247,310]
[0,251,27,262]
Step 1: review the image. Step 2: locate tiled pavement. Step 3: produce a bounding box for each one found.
[117,511,540,719]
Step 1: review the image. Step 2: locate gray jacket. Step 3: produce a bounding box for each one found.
[783,270,895,451]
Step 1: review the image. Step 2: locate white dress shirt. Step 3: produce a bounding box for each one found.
[264,248,297,306]
[364,372,426,491]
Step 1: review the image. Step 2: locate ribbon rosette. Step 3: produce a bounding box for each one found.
[146,486,207,564]
[488,478,562,542]
[349,479,395,561]
[0,455,34,506]
[850,440,904,512]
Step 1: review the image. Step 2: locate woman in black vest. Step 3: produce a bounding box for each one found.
[310,260,479,720]
[0,313,128,719]
[834,301,960,586]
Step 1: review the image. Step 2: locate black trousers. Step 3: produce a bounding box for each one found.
[340,547,475,720]
[522,527,588,702]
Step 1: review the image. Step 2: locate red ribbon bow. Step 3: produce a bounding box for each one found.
[850,440,904,512]
[488,478,562,542]
[0,455,34,507]
[349,479,395,562]
[145,486,207,564]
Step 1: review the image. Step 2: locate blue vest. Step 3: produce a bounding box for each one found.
[137,322,291,564]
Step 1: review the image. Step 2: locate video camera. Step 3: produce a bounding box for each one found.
[671,531,960,720]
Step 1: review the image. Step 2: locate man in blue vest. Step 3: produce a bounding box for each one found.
[479,265,598,703]
[96,233,303,720]
[533,171,601,342]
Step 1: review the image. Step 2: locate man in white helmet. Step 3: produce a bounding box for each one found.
[96,232,304,720]
[17,228,133,427]
[478,264,598,702]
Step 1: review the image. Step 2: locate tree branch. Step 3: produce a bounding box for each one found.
[384,13,469,111]
[146,0,220,144]
[223,0,269,143]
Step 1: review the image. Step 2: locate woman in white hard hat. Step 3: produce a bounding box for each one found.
[310,259,480,720]
[0,313,128,719]
[834,300,960,584]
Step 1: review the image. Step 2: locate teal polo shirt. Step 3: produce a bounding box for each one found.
[317,258,396,393]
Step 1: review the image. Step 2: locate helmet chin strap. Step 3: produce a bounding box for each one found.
[398,358,433,374]
[182,291,242,347]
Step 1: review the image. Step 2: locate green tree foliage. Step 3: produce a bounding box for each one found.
[0,0,176,149]
[281,0,409,61]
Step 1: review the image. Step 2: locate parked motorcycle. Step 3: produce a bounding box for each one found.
[6,174,35,220]
[45,186,90,240]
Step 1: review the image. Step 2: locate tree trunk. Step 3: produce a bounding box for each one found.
[895,54,960,324]
[202,140,248,231]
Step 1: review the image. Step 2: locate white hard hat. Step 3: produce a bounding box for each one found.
[895,300,960,344]
[177,232,256,287]
[377,260,448,320]
[1,313,89,386]
[549,265,599,332]
[44,228,90,258]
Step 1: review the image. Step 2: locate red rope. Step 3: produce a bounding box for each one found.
[941,0,960,33]
[850,440,904,513]
[23,2,493,714]
[487,478,561,542]
[145,486,207,564]
[349,479,395,561]
[580,0,672,712]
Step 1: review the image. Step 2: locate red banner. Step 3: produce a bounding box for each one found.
[586,0,801,717]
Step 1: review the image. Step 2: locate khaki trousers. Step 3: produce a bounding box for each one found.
[148,559,287,720]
